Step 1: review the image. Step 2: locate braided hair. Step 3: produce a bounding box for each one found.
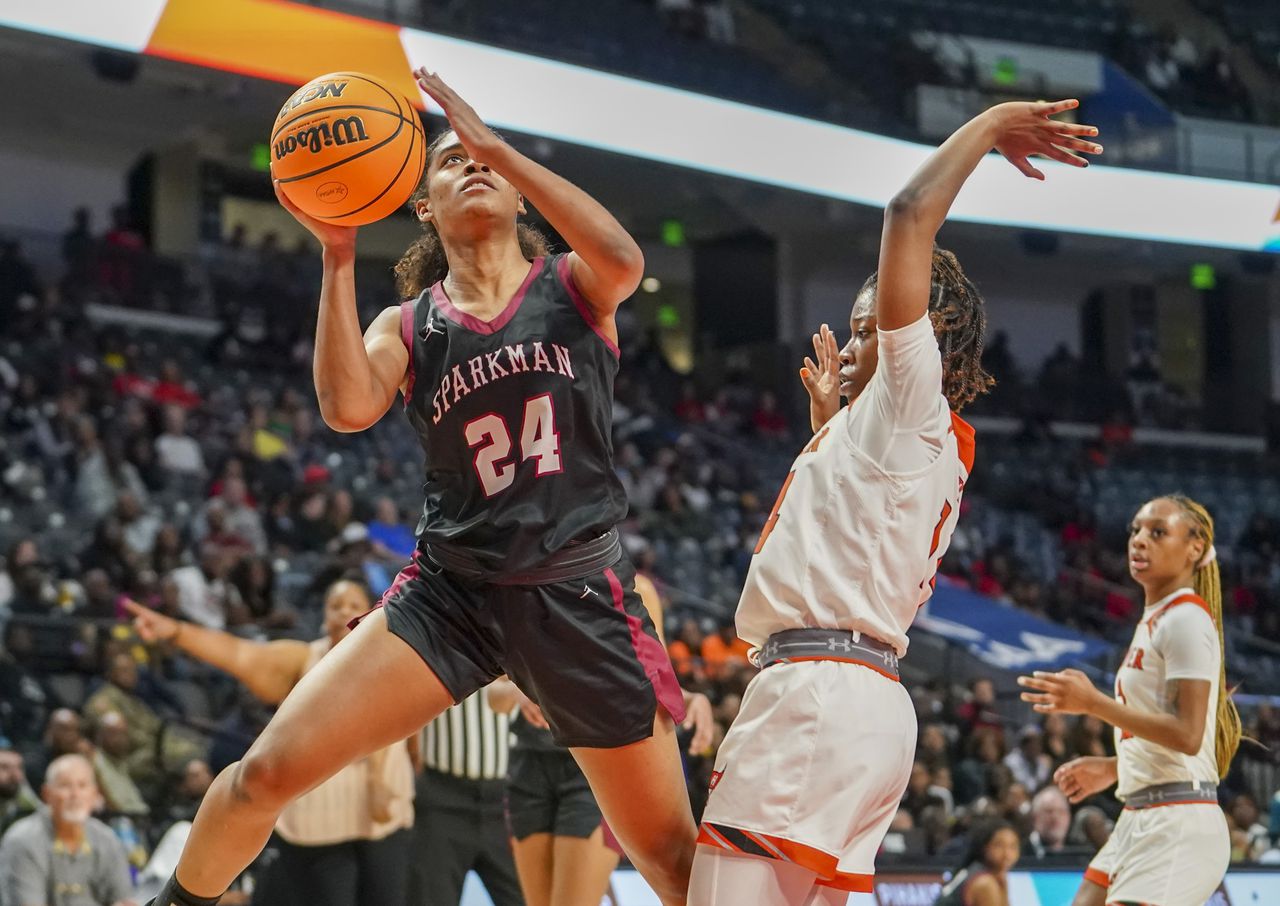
[393,129,551,299]
[856,246,994,411]
[1158,494,1243,779]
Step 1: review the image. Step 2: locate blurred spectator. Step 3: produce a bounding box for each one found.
[3,538,56,615]
[92,712,150,819]
[62,207,95,285]
[0,754,135,906]
[367,497,416,562]
[0,746,39,836]
[956,678,1003,736]
[699,624,752,681]
[83,653,204,789]
[154,405,206,480]
[751,390,788,439]
[1004,725,1053,792]
[77,427,149,520]
[1026,786,1072,858]
[167,545,242,630]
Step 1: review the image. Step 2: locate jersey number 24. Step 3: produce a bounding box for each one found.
[464,394,562,497]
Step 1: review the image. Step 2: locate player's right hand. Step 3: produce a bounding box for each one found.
[272,178,358,252]
[122,598,180,644]
[801,323,841,432]
[514,686,550,730]
[1053,755,1117,804]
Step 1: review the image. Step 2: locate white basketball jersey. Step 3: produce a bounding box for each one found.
[1114,588,1221,797]
[735,315,973,657]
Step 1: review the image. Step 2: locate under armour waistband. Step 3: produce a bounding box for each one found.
[756,628,900,681]
[424,528,622,586]
[1123,780,1218,809]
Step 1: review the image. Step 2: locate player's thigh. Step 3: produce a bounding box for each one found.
[243,608,454,795]
[689,847,821,906]
[570,712,696,865]
[511,833,555,906]
[550,828,619,906]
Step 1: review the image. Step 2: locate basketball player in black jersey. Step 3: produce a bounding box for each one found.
[147,69,695,906]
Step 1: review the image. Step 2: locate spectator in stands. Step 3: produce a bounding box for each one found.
[77,426,149,520]
[956,677,1003,736]
[199,478,267,555]
[163,759,213,828]
[1066,715,1111,760]
[3,537,57,615]
[901,761,946,824]
[934,820,1021,906]
[1004,725,1053,792]
[698,623,752,682]
[79,569,121,621]
[955,728,1009,806]
[83,653,204,790]
[116,492,160,561]
[0,746,39,836]
[92,711,150,819]
[750,390,788,439]
[1025,786,1072,858]
[366,497,416,562]
[0,753,136,906]
[166,544,242,631]
[154,405,206,482]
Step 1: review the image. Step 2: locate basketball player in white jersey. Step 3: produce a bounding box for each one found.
[688,101,1102,906]
[1020,495,1240,906]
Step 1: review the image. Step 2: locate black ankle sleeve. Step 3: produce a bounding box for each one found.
[155,873,223,906]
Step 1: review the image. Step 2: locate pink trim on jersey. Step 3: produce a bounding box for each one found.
[400,299,416,407]
[605,567,686,724]
[345,556,421,630]
[430,257,545,335]
[555,254,621,359]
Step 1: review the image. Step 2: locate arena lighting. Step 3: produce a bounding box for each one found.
[3,0,1279,252]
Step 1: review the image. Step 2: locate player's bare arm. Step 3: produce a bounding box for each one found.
[416,69,643,317]
[876,100,1100,332]
[1018,669,1210,756]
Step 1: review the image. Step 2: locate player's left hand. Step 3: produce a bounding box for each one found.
[413,68,503,166]
[1017,668,1103,715]
[681,690,715,755]
[988,99,1102,180]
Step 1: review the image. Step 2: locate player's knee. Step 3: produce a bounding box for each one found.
[231,748,300,808]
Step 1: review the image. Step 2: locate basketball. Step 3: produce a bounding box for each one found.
[270,71,425,227]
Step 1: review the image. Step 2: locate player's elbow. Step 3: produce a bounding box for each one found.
[1174,725,1204,756]
[319,404,374,434]
[885,188,926,224]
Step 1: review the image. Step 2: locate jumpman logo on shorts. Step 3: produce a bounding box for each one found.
[579,584,601,599]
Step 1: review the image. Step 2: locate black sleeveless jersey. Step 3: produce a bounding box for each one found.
[401,254,627,575]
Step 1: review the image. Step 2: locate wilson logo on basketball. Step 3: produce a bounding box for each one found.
[275,80,349,121]
[315,182,348,204]
[274,117,370,161]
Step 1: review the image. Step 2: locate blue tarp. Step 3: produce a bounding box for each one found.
[913,582,1114,671]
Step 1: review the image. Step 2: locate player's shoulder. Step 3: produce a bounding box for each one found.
[1152,595,1215,637]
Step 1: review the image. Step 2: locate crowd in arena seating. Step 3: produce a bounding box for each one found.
[1,212,1280,897]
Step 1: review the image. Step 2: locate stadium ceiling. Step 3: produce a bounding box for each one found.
[2,0,1278,253]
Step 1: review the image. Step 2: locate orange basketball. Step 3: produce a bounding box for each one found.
[270,72,425,227]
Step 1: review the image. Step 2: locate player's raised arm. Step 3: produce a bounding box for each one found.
[875,100,1100,332]
[415,69,643,315]
[273,181,408,433]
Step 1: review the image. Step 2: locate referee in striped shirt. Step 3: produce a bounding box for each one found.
[407,689,524,906]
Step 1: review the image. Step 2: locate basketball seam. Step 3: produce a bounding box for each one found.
[314,114,424,221]
[271,103,409,142]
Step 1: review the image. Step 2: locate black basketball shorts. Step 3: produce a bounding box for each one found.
[375,552,685,748]
[505,747,603,840]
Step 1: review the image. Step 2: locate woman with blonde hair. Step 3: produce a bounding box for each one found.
[1019,494,1239,906]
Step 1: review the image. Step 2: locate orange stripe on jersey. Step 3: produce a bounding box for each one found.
[1145,592,1213,632]
[813,871,876,894]
[698,823,847,883]
[950,411,976,473]
[1084,867,1111,888]
[1124,799,1219,811]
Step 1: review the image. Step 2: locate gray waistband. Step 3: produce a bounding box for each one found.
[756,628,900,680]
[424,528,622,586]
[1123,780,1218,809]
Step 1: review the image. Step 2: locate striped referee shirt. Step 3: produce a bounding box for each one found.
[422,690,510,781]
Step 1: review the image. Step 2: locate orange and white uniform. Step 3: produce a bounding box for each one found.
[698,314,974,894]
[1085,587,1229,906]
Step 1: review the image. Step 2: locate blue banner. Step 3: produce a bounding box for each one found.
[913,583,1114,670]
